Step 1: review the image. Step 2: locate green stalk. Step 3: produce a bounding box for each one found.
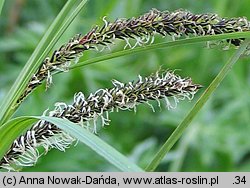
[70,32,250,70]
[0,0,88,125]
[0,0,4,15]
[145,39,250,172]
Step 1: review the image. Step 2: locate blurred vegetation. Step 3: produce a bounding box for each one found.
[0,0,250,171]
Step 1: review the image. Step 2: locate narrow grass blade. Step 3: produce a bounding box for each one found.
[0,117,38,161]
[145,39,250,172]
[0,0,88,125]
[40,116,144,172]
[0,0,4,15]
[70,32,250,70]
[0,116,143,172]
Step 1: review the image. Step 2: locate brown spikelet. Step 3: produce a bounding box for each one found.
[16,9,249,105]
[1,70,202,171]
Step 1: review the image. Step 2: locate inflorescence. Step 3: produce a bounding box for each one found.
[16,8,250,105]
[1,70,202,171]
[3,8,249,171]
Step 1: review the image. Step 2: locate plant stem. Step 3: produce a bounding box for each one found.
[0,0,4,15]
[70,32,250,70]
[145,39,250,172]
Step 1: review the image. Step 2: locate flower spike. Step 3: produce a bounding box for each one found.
[1,70,202,171]
[16,9,249,105]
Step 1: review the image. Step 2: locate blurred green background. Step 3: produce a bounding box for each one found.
[1,0,250,172]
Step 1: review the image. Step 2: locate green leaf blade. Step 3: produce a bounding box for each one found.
[0,0,4,16]
[40,116,144,172]
[70,32,250,70]
[0,116,143,172]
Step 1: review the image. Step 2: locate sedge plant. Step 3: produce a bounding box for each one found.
[0,0,250,171]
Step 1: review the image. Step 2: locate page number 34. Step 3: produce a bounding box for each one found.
[233,176,246,185]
